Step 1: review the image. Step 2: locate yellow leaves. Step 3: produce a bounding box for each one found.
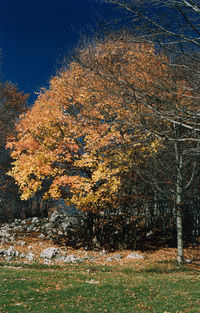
[7,36,183,211]
[150,138,161,153]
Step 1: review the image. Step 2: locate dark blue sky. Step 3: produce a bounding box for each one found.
[0,0,111,103]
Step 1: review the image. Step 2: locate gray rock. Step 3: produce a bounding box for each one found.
[106,257,114,262]
[49,211,64,223]
[38,234,45,239]
[4,256,13,261]
[0,247,19,259]
[14,218,21,224]
[126,252,144,259]
[64,255,82,264]
[19,241,26,246]
[115,254,122,260]
[99,249,107,256]
[61,221,71,230]
[21,220,27,225]
[7,247,19,257]
[0,224,10,230]
[26,252,35,261]
[86,280,99,284]
[43,223,52,229]
[56,255,67,262]
[44,259,51,264]
[20,253,26,259]
[146,230,153,237]
[27,225,34,232]
[0,239,6,245]
[0,249,7,257]
[67,217,80,228]
[0,230,10,238]
[13,226,22,231]
[40,247,59,259]
[8,235,15,242]
[31,217,39,224]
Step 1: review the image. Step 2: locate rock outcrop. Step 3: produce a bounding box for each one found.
[0,210,84,245]
[0,211,145,264]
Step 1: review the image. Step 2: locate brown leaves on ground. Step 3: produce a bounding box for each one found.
[0,235,199,268]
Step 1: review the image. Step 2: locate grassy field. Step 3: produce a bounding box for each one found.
[0,260,199,313]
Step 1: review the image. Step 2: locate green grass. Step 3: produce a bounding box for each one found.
[0,261,199,313]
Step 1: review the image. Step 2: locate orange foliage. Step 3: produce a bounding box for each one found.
[7,38,192,210]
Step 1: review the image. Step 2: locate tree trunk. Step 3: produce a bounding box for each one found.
[176,206,184,264]
[176,155,184,265]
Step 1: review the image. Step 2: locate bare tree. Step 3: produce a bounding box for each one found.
[102,0,200,264]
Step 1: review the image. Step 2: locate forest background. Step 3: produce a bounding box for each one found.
[0,0,200,264]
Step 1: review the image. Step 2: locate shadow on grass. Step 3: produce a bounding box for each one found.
[0,259,199,276]
[0,261,61,270]
[121,261,200,275]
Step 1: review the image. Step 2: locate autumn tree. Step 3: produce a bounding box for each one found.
[6,38,163,244]
[8,35,199,255]
[8,38,164,200]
